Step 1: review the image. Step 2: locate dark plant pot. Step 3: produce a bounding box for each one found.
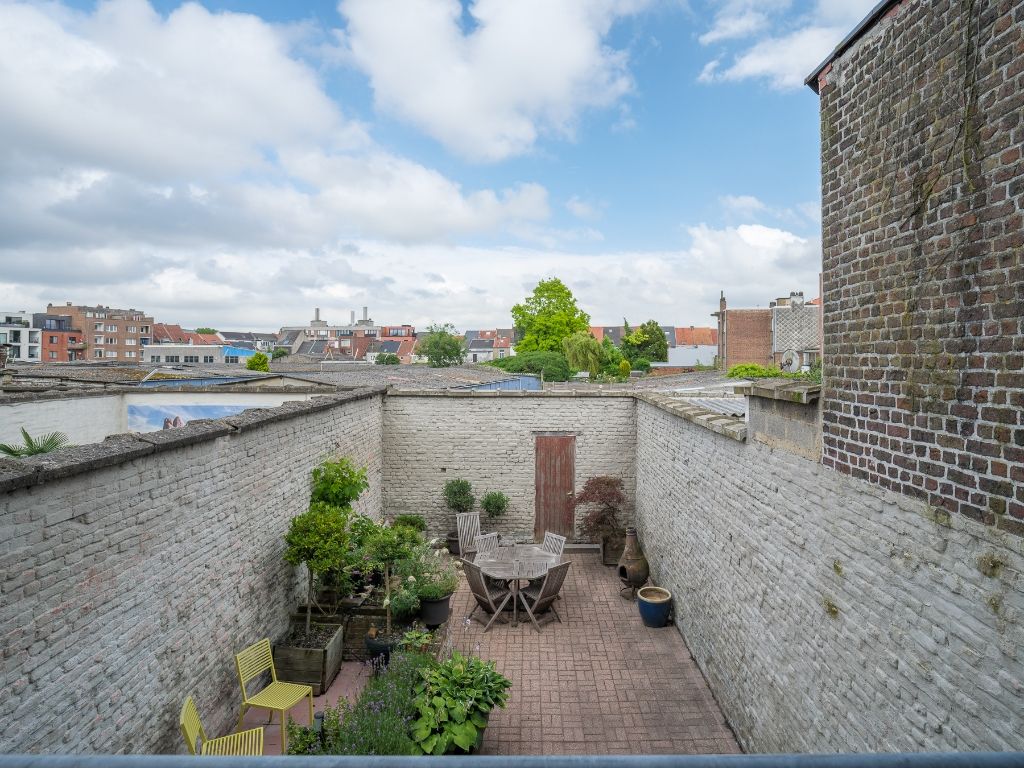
[364,634,399,667]
[637,586,672,628]
[601,533,625,566]
[273,622,345,696]
[419,594,453,629]
[446,531,460,556]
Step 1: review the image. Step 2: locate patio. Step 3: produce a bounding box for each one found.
[240,551,738,756]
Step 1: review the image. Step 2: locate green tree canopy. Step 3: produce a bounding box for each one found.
[621,319,668,363]
[245,351,270,371]
[195,327,218,334]
[417,323,466,368]
[562,331,603,379]
[511,278,591,353]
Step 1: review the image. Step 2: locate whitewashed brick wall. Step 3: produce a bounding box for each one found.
[382,392,636,539]
[0,389,384,755]
[635,400,1024,753]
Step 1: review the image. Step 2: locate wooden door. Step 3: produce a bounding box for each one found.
[534,434,575,541]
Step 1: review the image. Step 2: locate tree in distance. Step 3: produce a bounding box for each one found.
[511,278,591,353]
[417,323,466,368]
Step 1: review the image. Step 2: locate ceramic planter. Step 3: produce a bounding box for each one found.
[637,586,672,628]
[419,593,453,629]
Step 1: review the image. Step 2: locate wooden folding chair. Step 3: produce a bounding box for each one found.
[519,561,572,633]
[234,638,313,753]
[456,512,482,559]
[180,696,263,755]
[474,532,499,557]
[541,531,567,557]
[462,559,512,632]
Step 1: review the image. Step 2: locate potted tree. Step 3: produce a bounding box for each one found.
[480,491,509,521]
[277,501,350,694]
[362,524,415,664]
[573,476,627,566]
[443,478,474,555]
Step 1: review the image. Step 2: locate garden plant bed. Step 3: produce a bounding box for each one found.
[274,621,345,696]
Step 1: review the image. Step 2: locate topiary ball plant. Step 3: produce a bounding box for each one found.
[480,491,509,520]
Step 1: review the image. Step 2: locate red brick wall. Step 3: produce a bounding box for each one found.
[723,310,772,370]
[818,0,1023,534]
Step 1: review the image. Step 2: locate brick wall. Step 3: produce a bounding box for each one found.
[0,389,384,754]
[723,309,773,369]
[818,0,1024,534]
[635,399,1024,752]
[382,392,636,539]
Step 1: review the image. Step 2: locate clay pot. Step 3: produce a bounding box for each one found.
[617,527,649,591]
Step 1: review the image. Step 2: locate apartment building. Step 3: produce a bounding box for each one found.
[0,311,41,362]
[46,303,153,362]
[33,313,85,362]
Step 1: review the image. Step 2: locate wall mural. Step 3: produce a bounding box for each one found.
[127,404,249,432]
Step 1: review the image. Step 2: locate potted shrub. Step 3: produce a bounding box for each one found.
[311,456,369,508]
[573,476,627,566]
[443,478,474,554]
[416,555,459,629]
[362,524,415,662]
[410,651,511,754]
[480,491,509,521]
[278,501,350,694]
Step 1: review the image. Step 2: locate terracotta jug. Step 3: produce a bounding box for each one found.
[617,527,649,592]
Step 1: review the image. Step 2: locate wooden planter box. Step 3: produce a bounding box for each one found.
[273,622,345,696]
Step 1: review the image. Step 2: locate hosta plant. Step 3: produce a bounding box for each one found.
[410,651,511,755]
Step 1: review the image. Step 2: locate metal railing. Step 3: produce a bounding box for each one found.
[1,755,1023,768]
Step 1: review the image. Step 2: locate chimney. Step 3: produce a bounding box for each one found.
[362,306,368,322]
[66,301,72,307]
[315,307,321,322]
[719,291,726,313]
[351,310,356,325]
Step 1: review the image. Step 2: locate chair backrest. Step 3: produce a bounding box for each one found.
[533,561,572,613]
[456,512,481,555]
[235,638,276,700]
[475,532,499,556]
[179,697,207,756]
[462,559,494,609]
[542,531,567,557]
[495,544,515,561]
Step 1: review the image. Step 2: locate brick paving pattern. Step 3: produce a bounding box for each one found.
[449,551,740,755]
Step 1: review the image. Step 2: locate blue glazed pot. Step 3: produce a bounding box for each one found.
[637,586,672,628]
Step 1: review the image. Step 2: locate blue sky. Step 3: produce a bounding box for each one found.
[0,0,875,331]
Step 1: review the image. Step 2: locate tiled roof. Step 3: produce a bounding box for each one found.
[676,327,718,346]
[468,338,494,350]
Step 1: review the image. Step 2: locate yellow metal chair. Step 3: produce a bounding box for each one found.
[180,696,264,756]
[234,638,313,754]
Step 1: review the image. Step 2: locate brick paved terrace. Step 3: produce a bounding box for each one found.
[448,551,740,755]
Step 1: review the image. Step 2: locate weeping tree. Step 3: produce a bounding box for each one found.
[562,331,603,380]
[284,502,351,634]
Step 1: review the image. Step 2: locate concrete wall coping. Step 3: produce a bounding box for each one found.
[386,388,637,398]
[0,386,386,494]
[736,379,821,404]
[636,393,747,442]
[0,384,346,404]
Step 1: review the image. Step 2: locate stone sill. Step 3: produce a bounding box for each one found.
[735,379,821,404]
[636,393,747,442]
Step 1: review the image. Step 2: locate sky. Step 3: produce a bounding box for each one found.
[0,0,877,332]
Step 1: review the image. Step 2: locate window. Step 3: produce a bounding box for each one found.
[165,355,180,363]
[94,323,103,331]
[124,351,135,358]
[184,355,199,363]
[141,325,150,334]
[49,351,57,359]
[127,326,137,333]
[150,355,161,363]
[499,349,507,358]
[203,355,214,363]
[49,335,58,344]
[225,355,239,363]
[93,349,103,358]
[106,351,117,358]
[68,337,77,344]
[105,324,117,332]
[106,337,117,345]
[125,338,136,345]
[85,311,94,318]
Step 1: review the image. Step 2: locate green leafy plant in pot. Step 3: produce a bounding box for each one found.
[363,524,415,643]
[416,554,459,629]
[410,651,511,754]
[481,491,509,520]
[572,476,627,566]
[442,478,474,554]
[284,502,351,634]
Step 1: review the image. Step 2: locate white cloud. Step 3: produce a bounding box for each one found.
[0,0,553,248]
[0,223,820,331]
[338,0,648,161]
[566,196,601,220]
[719,194,767,215]
[697,0,878,90]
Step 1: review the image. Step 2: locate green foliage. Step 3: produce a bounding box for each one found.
[415,556,458,601]
[562,331,603,379]
[617,359,631,377]
[375,352,401,365]
[311,458,369,509]
[389,584,421,621]
[288,651,432,755]
[417,323,466,368]
[0,428,71,457]
[511,277,591,354]
[442,478,474,513]
[487,350,570,381]
[599,337,625,374]
[727,363,783,379]
[245,351,270,372]
[480,491,509,519]
[393,514,427,532]
[621,319,668,363]
[284,502,352,633]
[271,347,289,359]
[363,525,416,635]
[194,327,218,334]
[631,358,651,372]
[410,652,512,755]
[400,628,434,652]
